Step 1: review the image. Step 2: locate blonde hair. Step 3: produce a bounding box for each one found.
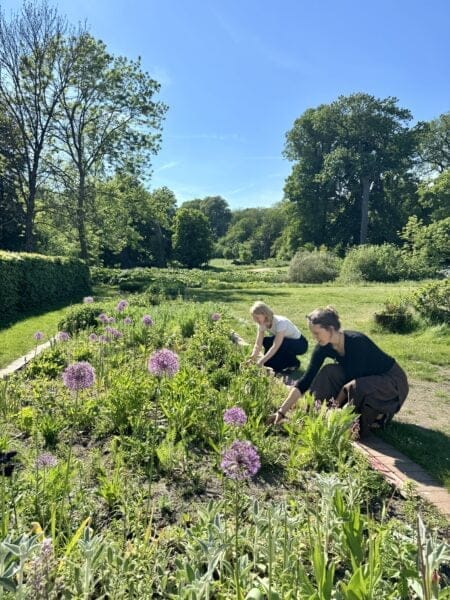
[307,306,341,330]
[250,301,274,322]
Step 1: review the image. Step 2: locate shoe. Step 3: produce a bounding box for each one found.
[282,359,300,373]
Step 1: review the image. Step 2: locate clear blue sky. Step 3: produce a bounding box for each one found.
[2,0,449,209]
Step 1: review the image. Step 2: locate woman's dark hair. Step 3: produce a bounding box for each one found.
[307,306,341,330]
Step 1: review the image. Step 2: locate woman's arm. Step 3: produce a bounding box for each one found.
[257,331,285,366]
[248,328,265,361]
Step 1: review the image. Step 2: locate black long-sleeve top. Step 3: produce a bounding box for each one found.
[295,330,395,394]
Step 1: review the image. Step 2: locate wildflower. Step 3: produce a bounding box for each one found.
[63,361,95,390]
[98,313,109,324]
[108,316,116,324]
[123,317,133,325]
[98,335,109,343]
[27,538,55,598]
[57,331,70,342]
[36,452,58,469]
[105,327,122,339]
[83,296,94,304]
[88,333,98,342]
[142,314,154,326]
[34,331,44,341]
[221,440,260,480]
[223,407,247,426]
[147,349,179,377]
[116,299,129,312]
[211,312,221,321]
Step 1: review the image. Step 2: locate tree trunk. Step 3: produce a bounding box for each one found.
[24,178,36,252]
[359,177,371,244]
[77,174,89,261]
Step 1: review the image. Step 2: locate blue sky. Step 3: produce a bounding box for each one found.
[2,0,449,209]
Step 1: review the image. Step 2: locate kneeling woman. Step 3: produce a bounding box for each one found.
[272,306,408,436]
[247,301,308,373]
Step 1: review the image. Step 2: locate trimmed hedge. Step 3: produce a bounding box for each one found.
[0,251,91,326]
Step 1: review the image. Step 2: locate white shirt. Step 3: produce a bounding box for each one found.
[259,315,301,339]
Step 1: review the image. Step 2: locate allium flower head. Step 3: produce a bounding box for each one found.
[108,316,116,324]
[88,333,98,342]
[147,349,179,377]
[105,327,122,339]
[83,296,94,304]
[211,312,221,321]
[99,335,108,343]
[34,331,44,341]
[57,331,70,342]
[142,314,154,326]
[223,407,247,426]
[36,452,58,469]
[123,317,133,325]
[116,299,129,312]
[221,440,260,480]
[63,361,95,390]
[98,313,109,324]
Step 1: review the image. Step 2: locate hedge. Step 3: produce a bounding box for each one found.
[0,251,91,326]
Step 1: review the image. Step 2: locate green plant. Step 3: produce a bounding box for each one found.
[27,346,67,378]
[57,304,105,335]
[374,299,417,333]
[288,250,341,283]
[412,279,450,324]
[340,244,409,282]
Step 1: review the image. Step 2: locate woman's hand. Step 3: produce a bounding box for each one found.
[266,410,287,425]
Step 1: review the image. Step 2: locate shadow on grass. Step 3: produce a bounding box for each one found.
[186,288,291,304]
[0,298,79,332]
[379,422,450,489]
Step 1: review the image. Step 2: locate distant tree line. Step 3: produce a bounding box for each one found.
[0,3,448,269]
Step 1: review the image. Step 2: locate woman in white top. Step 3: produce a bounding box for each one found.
[247,301,308,373]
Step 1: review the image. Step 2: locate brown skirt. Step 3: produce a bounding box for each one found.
[310,362,409,414]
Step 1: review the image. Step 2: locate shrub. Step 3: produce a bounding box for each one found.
[373,301,417,333]
[411,279,450,324]
[339,244,408,282]
[58,305,105,334]
[288,250,340,283]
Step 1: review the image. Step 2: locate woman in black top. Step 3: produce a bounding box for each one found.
[271,306,409,436]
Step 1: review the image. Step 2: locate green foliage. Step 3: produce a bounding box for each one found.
[412,279,450,324]
[172,208,213,268]
[374,300,417,333]
[288,249,341,283]
[401,215,450,272]
[57,304,104,334]
[27,346,67,379]
[339,244,409,282]
[0,251,91,326]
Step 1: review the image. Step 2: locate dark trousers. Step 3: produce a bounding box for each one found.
[262,335,308,372]
[310,363,408,436]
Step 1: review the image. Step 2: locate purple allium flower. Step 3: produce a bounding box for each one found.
[221,440,261,480]
[116,299,129,312]
[123,317,133,325]
[142,314,154,326]
[63,361,95,390]
[98,313,109,324]
[99,335,109,343]
[88,333,98,342]
[108,316,116,324]
[36,452,58,469]
[57,331,70,342]
[83,296,94,304]
[211,312,221,322]
[223,407,247,427]
[105,327,122,339]
[34,331,44,341]
[147,349,180,377]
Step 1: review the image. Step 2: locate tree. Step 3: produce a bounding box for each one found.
[181,195,231,240]
[284,93,416,245]
[418,170,450,222]
[172,208,213,267]
[415,112,450,175]
[49,33,167,260]
[0,1,78,251]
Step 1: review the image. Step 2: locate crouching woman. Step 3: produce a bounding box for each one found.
[270,306,408,436]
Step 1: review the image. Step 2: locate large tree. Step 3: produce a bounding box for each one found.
[181,195,231,240]
[0,1,79,250]
[415,111,450,176]
[49,33,167,260]
[284,93,416,245]
[172,208,213,268]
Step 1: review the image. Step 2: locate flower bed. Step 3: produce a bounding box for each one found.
[0,296,448,597]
